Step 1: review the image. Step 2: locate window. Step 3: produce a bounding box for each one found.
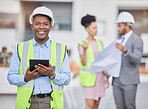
[0,13,17,29]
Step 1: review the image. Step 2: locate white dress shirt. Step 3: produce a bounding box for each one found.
[121,30,133,45]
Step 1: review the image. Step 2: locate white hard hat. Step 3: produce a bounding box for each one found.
[29,6,54,26]
[116,12,135,24]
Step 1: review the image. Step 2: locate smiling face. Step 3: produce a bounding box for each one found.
[31,15,52,43]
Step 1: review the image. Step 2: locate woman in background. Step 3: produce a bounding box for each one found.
[78,14,109,109]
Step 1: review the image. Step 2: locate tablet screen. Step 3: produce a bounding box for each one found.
[30,59,49,71]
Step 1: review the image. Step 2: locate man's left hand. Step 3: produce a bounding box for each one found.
[35,63,55,77]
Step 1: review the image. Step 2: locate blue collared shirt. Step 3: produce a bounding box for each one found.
[7,38,71,95]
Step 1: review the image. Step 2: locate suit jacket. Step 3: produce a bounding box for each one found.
[115,33,143,85]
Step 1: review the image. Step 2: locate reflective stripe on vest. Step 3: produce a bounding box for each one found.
[79,68,91,72]
[52,42,63,90]
[20,40,34,87]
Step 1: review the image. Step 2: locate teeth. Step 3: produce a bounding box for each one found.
[38,31,45,34]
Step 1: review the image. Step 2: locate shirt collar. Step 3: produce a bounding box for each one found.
[122,30,133,39]
[33,37,50,48]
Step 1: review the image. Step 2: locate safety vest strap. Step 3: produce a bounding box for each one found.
[51,41,65,90]
[79,68,91,72]
[51,83,63,90]
[55,43,61,73]
[18,40,34,87]
[96,39,103,51]
[22,40,30,74]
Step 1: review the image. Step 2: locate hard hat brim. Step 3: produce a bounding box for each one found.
[29,13,54,26]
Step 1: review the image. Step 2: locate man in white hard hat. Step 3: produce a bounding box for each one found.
[7,6,71,109]
[112,12,143,109]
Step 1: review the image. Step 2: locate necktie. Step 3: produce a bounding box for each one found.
[121,37,125,44]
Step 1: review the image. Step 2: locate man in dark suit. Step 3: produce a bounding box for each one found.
[113,12,143,109]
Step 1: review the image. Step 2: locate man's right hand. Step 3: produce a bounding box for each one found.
[24,67,41,82]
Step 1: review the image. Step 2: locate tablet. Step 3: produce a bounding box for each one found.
[29,59,49,71]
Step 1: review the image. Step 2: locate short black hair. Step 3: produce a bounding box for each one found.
[81,14,96,28]
[2,47,7,50]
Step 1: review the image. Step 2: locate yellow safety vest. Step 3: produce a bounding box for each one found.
[16,39,66,109]
[78,38,103,87]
